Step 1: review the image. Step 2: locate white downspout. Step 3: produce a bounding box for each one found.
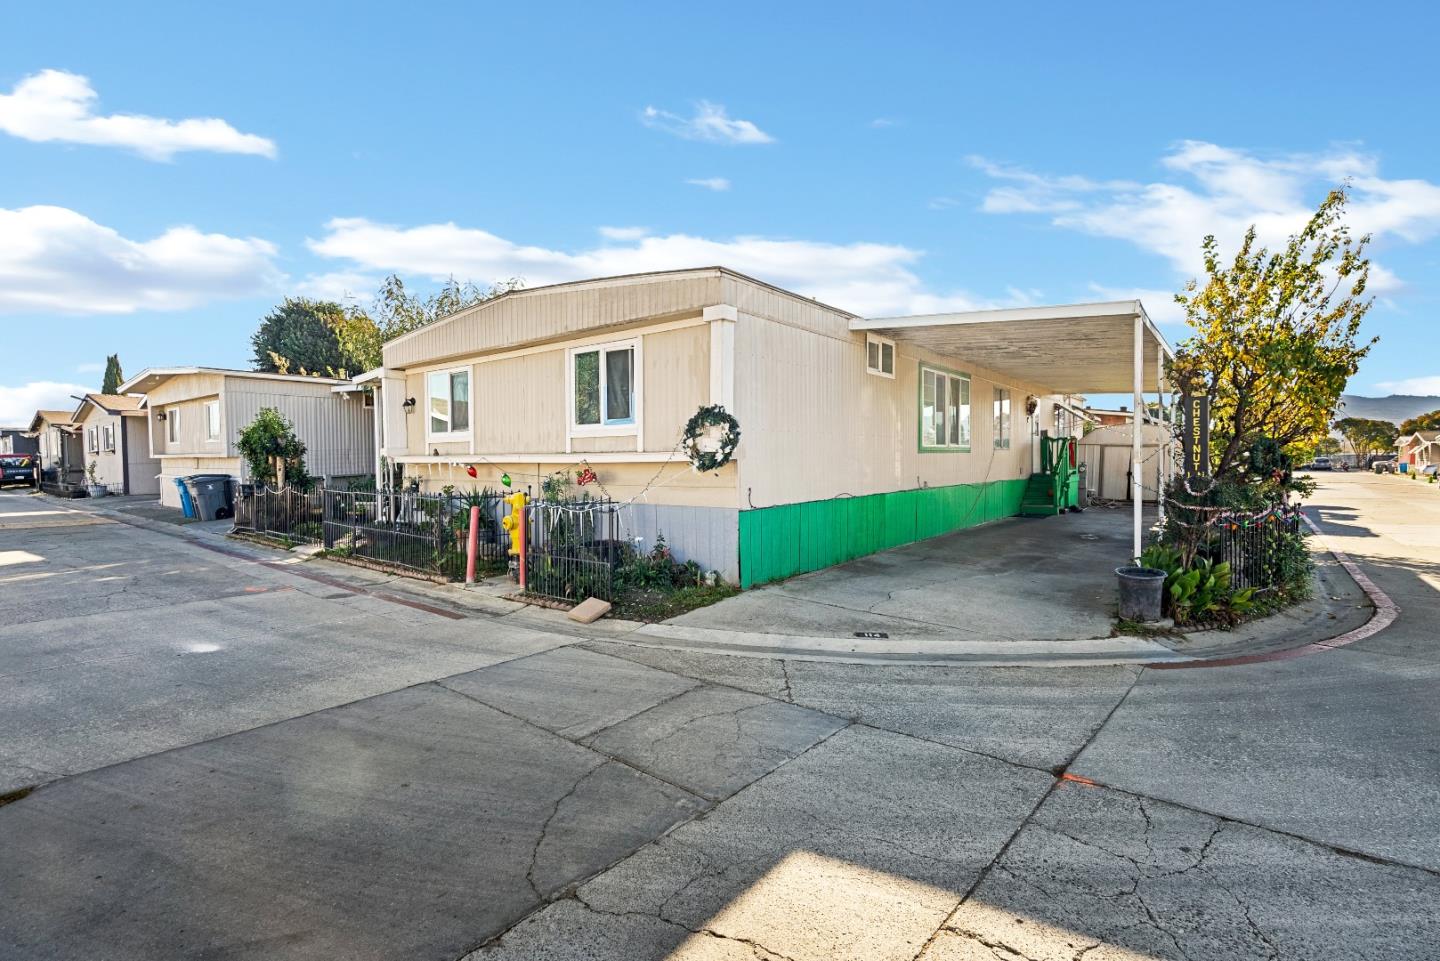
[1132,312,1144,560]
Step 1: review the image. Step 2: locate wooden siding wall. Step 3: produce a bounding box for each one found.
[145,374,226,457]
[124,417,161,495]
[226,377,374,479]
[384,271,725,368]
[732,309,1052,507]
[72,408,129,490]
[394,321,712,461]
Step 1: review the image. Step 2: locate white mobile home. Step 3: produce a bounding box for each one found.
[371,268,1173,585]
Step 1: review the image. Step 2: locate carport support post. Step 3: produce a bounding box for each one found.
[1132,312,1144,560]
[465,505,480,585]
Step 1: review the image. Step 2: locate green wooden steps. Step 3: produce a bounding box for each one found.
[1019,472,1061,517]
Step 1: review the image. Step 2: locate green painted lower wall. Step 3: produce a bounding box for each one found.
[738,478,1029,589]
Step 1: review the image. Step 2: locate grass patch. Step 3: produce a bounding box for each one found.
[610,582,739,623]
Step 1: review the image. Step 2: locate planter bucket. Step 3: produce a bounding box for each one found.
[1116,566,1168,622]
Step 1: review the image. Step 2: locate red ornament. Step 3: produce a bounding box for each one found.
[465,465,478,478]
[576,467,597,486]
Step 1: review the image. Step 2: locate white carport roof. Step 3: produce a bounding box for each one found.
[851,300,1173,394]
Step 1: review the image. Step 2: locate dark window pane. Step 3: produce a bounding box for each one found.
[605,348,633,422]
[574,351,600,424]
[451,371,470,431]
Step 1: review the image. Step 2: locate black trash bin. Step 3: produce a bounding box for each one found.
[1115,566,1168,622]
[184,474,236,521]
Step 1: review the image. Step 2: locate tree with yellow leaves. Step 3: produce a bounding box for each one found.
[1171,190,1376,481]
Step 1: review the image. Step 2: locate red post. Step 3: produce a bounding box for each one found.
[465,505,480,585]
[517,505,528,591]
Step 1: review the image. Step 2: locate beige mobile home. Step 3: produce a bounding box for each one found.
[70,394,161,496]
[118,367,376,509]
[373,268,1173,586]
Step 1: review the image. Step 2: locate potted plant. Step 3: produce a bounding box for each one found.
[85,460,106,498]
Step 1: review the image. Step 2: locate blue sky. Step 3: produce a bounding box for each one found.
[3,0,1438,423]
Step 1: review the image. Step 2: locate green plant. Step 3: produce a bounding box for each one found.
[1169,557,1232,623]
[85,460,99,484]
[541,470,572,501]
[237,408,311,488]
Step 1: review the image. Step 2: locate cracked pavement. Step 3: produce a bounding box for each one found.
[3,473,1440,960]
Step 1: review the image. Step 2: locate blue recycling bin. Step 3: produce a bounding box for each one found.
[174,477,197,518]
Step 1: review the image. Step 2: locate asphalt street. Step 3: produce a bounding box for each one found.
[1,472,1436,960]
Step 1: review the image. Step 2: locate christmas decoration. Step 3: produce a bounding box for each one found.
[682,404,741,473]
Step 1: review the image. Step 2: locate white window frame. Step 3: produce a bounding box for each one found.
[87,426,99,453]
[166,407,180,444]
[993,388,1011,450]
[567,338,642,438]
[919,364,971,452]
[103,424,116,452]
[425,366,472,441]
[865,334,896,378]
[204,400,221,442]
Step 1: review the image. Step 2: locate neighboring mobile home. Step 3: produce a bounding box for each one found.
[28,410,84,488]
[117,367,375,509]
[70,394,161,496]
[372,268,1173,586]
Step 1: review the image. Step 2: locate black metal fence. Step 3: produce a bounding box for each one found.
[1209,505,1304,589]
[523,500,622,603]
[234,486,511,581]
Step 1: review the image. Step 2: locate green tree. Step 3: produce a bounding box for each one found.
[1397,409,1440,434]
[236,407,310,488]
[251,298,354,376]
[1170,190,1376,480]
[1334,416,1399,458]
[329,275,524,371]
[100,354,124,394]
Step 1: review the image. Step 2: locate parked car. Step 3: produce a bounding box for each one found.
[1310,457,1333,471]
[1422,464,1438,478]
[0,454,37,487]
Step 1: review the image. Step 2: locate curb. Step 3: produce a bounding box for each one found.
[1145,510,1398,669]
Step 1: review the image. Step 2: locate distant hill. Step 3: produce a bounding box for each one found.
[1334,394,1440,425]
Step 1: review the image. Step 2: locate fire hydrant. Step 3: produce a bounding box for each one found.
[501,490,528,556]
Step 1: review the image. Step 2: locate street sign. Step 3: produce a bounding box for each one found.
[1181,394,1211,477]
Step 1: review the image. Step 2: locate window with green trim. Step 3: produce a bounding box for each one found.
[920,365,970,450]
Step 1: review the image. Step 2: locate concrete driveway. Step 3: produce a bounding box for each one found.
[670,506,1140,644]
[3,477,1439,961]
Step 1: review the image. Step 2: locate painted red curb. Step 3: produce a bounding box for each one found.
[1147,510,1398,670]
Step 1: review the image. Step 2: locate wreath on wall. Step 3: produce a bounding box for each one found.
[683,404,741,473]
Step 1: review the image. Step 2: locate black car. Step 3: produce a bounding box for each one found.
[0,454,38,487]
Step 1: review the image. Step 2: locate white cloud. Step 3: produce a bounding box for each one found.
[0,205,283,314]
[971,143,1440,281]
[598,226,649,241]
[641,102,774,145]
[0,69,276,161]
[1086,284,1188,325]
[1372,376,1440,396]
[75,362,105,374]
[870,118,898,128]
[0,381,91,425]
[685,177,731,191]
[305,217,1022,317]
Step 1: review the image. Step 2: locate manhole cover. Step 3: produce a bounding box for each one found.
[854,631,889,639]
